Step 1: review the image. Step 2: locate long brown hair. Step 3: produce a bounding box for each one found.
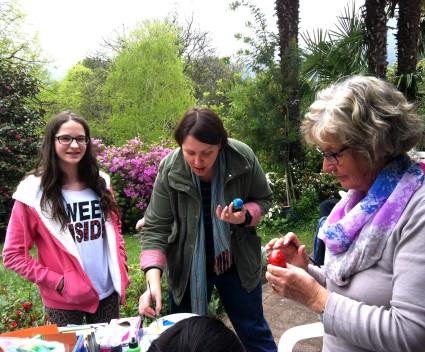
[31,111,119,229]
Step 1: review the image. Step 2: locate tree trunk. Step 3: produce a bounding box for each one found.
[275,0,301,203]
[396,0,422,101]
[365,0,388,78]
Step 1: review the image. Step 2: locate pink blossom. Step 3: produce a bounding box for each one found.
[97,138,172,214]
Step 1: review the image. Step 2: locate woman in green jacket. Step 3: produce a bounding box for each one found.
[138,107,276,352]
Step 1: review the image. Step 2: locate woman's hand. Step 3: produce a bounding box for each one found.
[266,264,329,314]
[135,217,145,231]
[265,232,309,270]
[139,289,162,318]
[215,203,246,225]
[138,269,162,318]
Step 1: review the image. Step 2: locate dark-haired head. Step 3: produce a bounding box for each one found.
[147,316,245,352]
[174,108,228,148]
[34,110,118,228]
[39,111,93,178]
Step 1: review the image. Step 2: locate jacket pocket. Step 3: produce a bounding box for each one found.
[232,227,262,282]
[58,270,95,304]
[168,191,189,245]
[168,220,180,244]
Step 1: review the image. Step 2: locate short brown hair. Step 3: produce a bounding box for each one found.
[174,107,228,147]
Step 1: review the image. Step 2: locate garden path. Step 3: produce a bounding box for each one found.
[224,283,323,351]
[262,283,322,351]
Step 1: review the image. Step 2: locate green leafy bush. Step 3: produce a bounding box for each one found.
[259,162,340,239]
[0,60,45,240]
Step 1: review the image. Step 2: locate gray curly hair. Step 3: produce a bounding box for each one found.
[301,75,423,164]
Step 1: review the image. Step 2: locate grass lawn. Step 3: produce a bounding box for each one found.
[0,235,142,294]
[124,234,142,265]
[0,226,316,289]
[0,224,316,331]
[260,223,316,253]
[0,235,143,331]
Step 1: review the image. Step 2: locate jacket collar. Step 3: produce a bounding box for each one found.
[12,175,81,265]
[223,140,251,181]
[13,171,111,205]
[167,149,195,192]
[13,174,42,206]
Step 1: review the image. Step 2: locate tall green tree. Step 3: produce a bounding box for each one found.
[0,60,45,239]
[101,12,224,109]
[275,0,301,204]
[0,0,47,83]
[104,21,195,144]
[45,57,112,139]
[417,2,425,59]
[77,56,111,123]
[0,0,37,62]
[228,1,286,169]
[365,0,388,78]
[0,0,48,238]
[226,69,288,169]
[185,56,240,108]
[56,64,94,113]
[396,0,422,100]
[275,0,301,158]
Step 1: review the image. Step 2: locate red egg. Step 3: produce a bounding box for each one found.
[268,249,287,268]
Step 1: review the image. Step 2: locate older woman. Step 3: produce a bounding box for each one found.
[266,76,425,351]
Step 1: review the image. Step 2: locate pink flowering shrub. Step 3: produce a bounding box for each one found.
[94,137,173,232]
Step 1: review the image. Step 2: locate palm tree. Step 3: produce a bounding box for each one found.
[275,0,300,203]
[396,0,422,100]
[364,0,388,78]
[301,3,367,93]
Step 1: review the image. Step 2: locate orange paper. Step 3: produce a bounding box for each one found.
[0,324,58,337]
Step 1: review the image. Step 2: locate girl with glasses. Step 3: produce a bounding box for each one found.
[2,111,129,326]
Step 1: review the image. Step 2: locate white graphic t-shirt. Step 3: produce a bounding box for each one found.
[63,188,114,299]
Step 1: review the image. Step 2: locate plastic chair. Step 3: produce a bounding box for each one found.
[277,322,324,352]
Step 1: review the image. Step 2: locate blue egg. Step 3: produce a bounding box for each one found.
[232,198,244,211]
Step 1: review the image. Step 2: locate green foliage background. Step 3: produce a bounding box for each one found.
[0,60,45,239]
[1,0,425,333]
[101,22,195,144]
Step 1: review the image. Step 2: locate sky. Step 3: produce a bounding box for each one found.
[19,0,367,79]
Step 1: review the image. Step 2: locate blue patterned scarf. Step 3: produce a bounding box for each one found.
[318,155,424,286]
[190,151,232,315]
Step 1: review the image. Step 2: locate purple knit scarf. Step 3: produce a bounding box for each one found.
[318,155,424,286]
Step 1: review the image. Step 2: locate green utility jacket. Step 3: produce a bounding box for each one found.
[141,139,272,305]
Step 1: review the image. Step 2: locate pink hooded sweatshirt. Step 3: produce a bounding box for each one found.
[2,173,129,313]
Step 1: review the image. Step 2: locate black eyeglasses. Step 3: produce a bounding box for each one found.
[55,135,89,145]
[316,146,349,165]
